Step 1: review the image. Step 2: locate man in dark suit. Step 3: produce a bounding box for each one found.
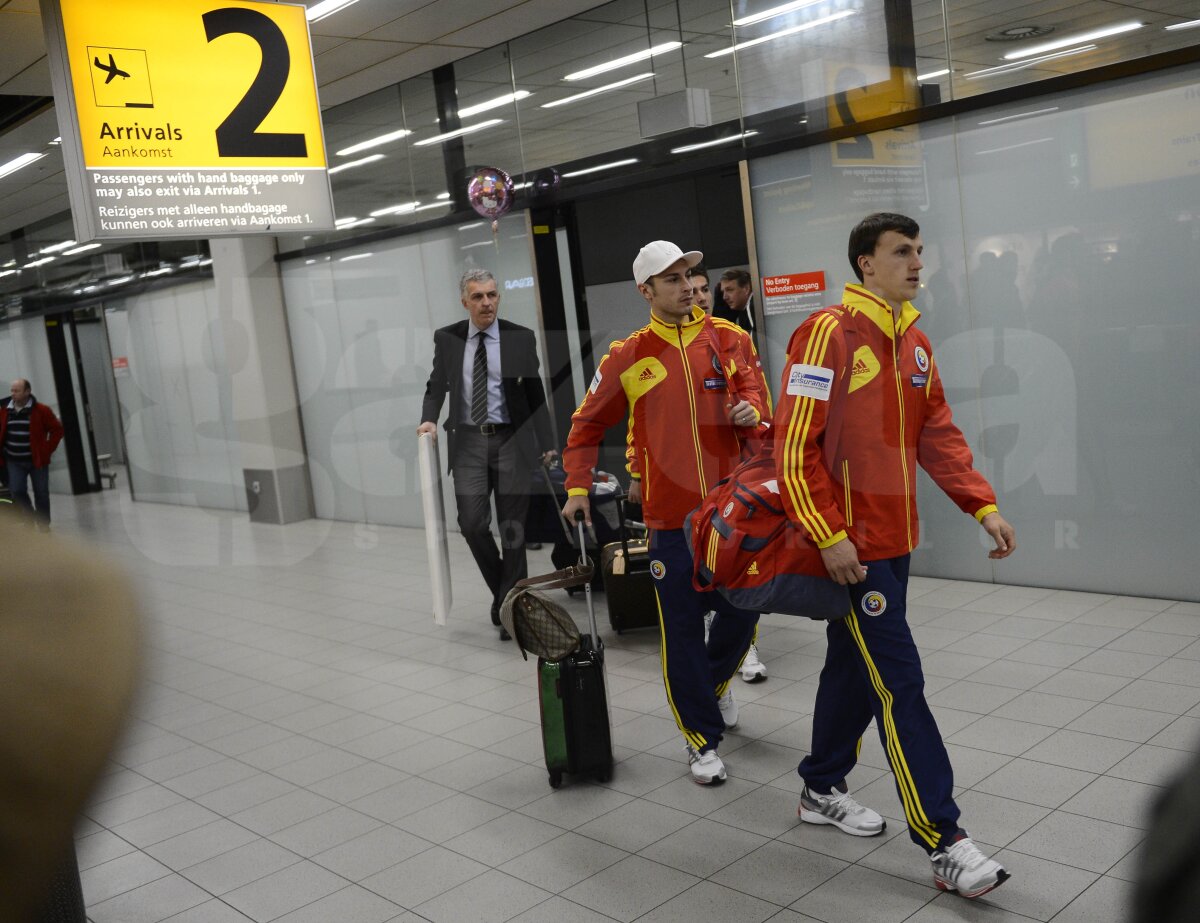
[716,269,757,337]
[418,269,557,639]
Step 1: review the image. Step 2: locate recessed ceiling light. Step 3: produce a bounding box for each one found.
[563,42,681,81]
[671,131,758,154]
[458,90,531,118]
[705,11,855,58]
[0,152,47,180]
[733,0,823,27]
[966,45,1096,79]
[336,129,411,156]
[306,0,362,23]
[413,119,503,146]
[541,74,655,108]
[1003,21,1142,60]
[328,154,384,174]
[562,158,639,178]
[1165,19,1200,32]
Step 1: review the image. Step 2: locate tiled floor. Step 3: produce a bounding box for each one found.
[57,487,1199,922]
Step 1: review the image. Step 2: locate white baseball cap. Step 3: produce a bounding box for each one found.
[632,240,703,285]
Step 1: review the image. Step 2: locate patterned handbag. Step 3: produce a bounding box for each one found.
[499,565,593,661]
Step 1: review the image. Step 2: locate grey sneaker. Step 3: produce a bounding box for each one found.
[799,785,885,836]
[686,745,727,785]
[931,836,1009,898]
[740,644,767,683]
[718,687,739,729]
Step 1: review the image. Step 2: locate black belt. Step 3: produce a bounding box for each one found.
[456,423,512,435]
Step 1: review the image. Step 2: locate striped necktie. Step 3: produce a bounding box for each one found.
[470,330,488,425]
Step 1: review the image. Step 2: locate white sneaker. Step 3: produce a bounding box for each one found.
[931,837,1010,899]
[740,644,767,683]
[718,688,739,729]
[798,785,886,836]
[703,611,715,644]
[686,745,727,785]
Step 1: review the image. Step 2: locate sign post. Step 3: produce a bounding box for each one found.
[41,0,336,241]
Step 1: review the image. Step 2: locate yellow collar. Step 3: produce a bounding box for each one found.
[649,305,707,346]
[842,283,920,339]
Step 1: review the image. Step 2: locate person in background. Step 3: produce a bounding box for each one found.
[0,378,64,530]
[562,240,768,785]
[418,269,557,640]
[687,265,714,314]
[773,213,1016,898]
[686,264,770,683]
[717,268,756,336]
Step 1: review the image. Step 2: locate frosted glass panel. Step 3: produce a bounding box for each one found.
[281,211,541,527]
[104,282,244,511]
[749,65,1199,601]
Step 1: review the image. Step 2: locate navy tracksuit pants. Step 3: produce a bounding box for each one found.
[649,528,759,755]
[797,554,963,854]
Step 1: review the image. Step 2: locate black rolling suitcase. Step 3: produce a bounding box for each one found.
[537,518,613,788]
[601,497,658,633]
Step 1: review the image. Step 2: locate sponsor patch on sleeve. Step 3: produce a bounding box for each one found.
[786,364,834,400]
[589,370,602,394]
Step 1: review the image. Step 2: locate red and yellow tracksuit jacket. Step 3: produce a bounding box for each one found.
[774,284,997,560]
[564,307,769,530]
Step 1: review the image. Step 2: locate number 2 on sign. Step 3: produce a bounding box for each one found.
[203,7,307,158]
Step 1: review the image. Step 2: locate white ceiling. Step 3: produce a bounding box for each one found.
[0,0,1197,251]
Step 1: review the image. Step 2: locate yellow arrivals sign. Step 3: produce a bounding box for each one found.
[42,0,335,240]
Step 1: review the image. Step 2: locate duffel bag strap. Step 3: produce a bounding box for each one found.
[515,564,595,592]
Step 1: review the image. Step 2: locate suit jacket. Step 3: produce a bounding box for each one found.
[714,293,755,333]
[421,318,554,474]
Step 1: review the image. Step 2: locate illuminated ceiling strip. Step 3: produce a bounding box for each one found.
[339,253,373,261]
[564,42,681,81]
[63,243,102,255]
[40,240,78,254]
[306,0,362,23]
[413,119,504,146]
[458,90,531,118]
[917,68,949,80]
[369,201,420,217]
[335,217,375,229]
[976,137,1054,156]
[705,11,856,58]
[0,152,47,180]
[562,158,639,178]
[328,154,384,174]
[541,74,654,108]
[977,106,1059,126]
[733,0,822,27]
[336,129,411,156]
[965,45,1096,79]
[1004,21,1142,59]
[1165,19,1200,31]
[671,131,758,154]
[24,256,55,268]
[414,202,451,212]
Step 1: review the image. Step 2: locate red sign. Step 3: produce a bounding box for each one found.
[112,357,129,370]
[764,271,826,298]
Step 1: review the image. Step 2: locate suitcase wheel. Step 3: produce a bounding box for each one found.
[548,770,563,788]
[596,765,612,783]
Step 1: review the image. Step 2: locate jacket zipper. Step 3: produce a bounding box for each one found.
[891,331,913,549]
[675,327,707,494]
[842,460,853,527]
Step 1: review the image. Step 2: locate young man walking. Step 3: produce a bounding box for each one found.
[774,214,1017,898]
[561,241,768,783]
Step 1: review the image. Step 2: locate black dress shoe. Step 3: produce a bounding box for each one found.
[499,627,512,641]
[527,542,542,550]
[490,601,501,626]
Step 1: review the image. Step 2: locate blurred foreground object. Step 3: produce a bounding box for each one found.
[1132,742,1200,923]
[0,517,141,922]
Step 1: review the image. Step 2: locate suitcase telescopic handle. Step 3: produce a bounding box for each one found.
[574,512,601,642]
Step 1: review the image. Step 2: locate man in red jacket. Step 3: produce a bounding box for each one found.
[562,241,769,785]
[1,379,64,529]
[774,214,1016,898]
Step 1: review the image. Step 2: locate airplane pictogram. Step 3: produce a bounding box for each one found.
[93,53,131,84]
